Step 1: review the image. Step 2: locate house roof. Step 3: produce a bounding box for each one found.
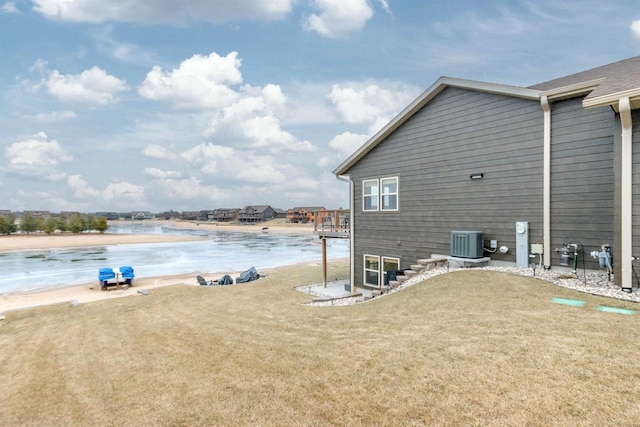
[530,56,640,100]
[239,205,272,213]
[289,206,326,212]
[333,56,640,176]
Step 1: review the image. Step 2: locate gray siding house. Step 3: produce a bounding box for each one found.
[333,56,640,291]
[237,205,278,223]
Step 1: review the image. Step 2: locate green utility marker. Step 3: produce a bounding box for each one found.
[596,306,636,315]
[551,297,586,307]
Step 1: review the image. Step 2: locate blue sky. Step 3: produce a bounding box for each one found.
[1,0,639,213]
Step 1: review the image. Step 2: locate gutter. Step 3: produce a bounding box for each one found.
[540,95,552,269]
[336,174,355,293]
[619,97,633,291]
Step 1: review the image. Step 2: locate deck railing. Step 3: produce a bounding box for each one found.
[313,209,350,237]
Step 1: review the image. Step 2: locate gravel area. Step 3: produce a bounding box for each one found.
[304,265,640,307]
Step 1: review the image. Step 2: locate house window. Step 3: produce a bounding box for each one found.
[382,257,400,287]
[363,180,379,211]
[380,177,398,211]
[364,255,380,287]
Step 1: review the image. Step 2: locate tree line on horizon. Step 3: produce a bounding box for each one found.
[0,213,109,235]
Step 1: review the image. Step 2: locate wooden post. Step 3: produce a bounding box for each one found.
[322,237,328,288]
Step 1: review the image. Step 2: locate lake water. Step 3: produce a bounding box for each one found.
[0,223,349,295]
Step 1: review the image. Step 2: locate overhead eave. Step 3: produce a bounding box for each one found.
[332,77,541,176]
[583,87,640,111]
[540,78,605,102]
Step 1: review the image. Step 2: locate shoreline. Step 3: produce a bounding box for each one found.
[1,257,348,314]
[0,220,335,313]
[0,219,315,253]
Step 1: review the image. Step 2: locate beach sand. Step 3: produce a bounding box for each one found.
[0,219,318,313]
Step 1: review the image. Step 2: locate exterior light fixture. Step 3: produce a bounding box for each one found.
[469,173,484,180]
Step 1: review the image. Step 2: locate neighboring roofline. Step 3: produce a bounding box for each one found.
[332,77,541,176]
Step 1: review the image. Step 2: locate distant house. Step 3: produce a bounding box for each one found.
[23,210,51,220]
[210,208,240,222]
[0,209,12,219]
[333,56,640,291]
[94,212,119,220]
[286,207,326,223]
[131,211,152,220]
[273,208,287,219]
[59,211,81,220]
[237,205,277,223]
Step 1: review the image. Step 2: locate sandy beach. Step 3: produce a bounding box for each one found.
[0,219,318,313]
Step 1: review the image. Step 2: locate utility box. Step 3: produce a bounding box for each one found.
[451,231,484,258]
[516,222,529,267]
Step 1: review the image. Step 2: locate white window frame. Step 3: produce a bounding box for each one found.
[380,176,399,211]
[362,179,379,212]
[363,254,380,287]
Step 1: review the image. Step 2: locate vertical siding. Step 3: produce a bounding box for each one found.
[347,87,544,285]
[550,98,614,269]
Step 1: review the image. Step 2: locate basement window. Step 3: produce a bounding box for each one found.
[364,254,380,287]
[382,256,400,285]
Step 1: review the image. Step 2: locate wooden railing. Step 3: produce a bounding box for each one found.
[313,210,350,238]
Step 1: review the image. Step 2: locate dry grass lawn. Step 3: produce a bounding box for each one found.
[1,260,640,426]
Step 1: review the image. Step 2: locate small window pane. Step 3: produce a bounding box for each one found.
[382,195,397,210]
[363,180,378,211]
[383,258,399,273]
[365,256,379,270]
[364,255,380,286]
[380,177,398,211]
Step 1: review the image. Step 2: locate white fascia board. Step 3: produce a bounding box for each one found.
[583,87,640,110]
[541,78,605,102]
[332,77,540,176]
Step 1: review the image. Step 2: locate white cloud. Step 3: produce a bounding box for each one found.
[148,177,231,202]
[26,110,77,123]
[144,168,182,179]
[328,131,368,157]
[142,144,176,160]
[1,1,19,13]
[139,52,242,110]
[67,174,101,198]
[241,114,316,152]
[93,26,157,66]
[631,20,640,48]
[27,62,129,105]
[303,0,373,39]
[6,132,72,180]
[377,0,391,16]
[67,175,145,204]
[181,143,235,171]
[181,142,286,184]
[328,81,418,124]
[32,0,293,25]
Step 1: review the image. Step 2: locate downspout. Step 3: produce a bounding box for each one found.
[619,97,633,291]
[336,174,355,293]
[541,95,552,269]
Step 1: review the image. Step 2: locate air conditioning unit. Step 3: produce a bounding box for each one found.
[451,231,484,258]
